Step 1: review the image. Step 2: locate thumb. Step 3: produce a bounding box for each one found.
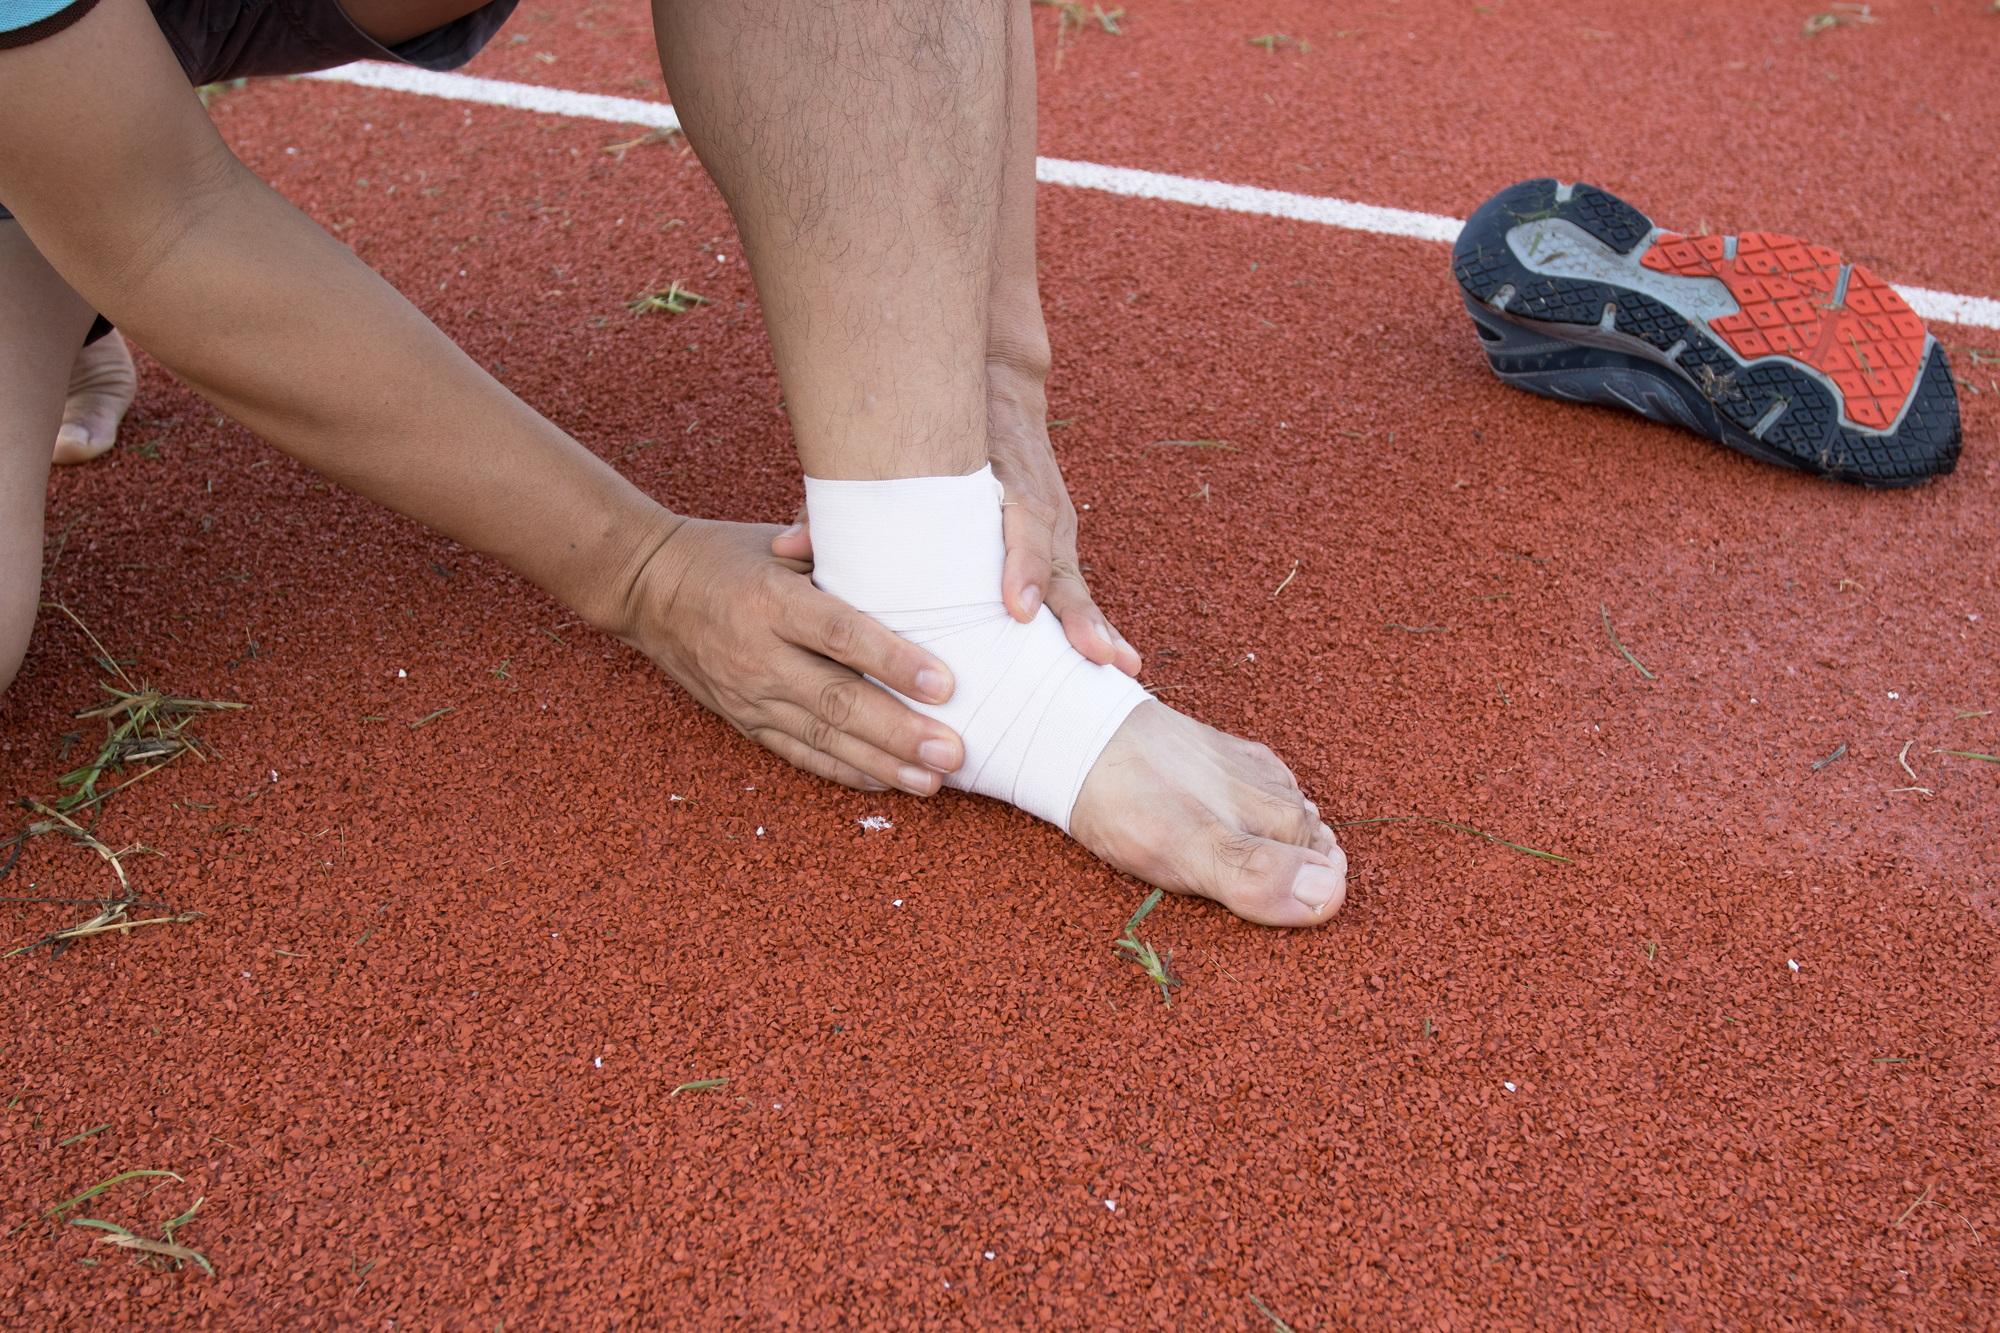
[769,506,812,560]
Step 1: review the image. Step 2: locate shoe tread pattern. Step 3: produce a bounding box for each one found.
[1451,179,1960,485]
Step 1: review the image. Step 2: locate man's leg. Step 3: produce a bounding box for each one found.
[2,220,101,691]
[653,1,996,481]
[651,0,1347,924]
[765,0,1142,671]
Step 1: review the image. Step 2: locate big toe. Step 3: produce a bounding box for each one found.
[1190,823,1348,928]
[54,332,137,466]
[53,414,119,465]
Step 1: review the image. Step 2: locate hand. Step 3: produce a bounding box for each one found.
[623,517,966,793]
[771,358,1142,677]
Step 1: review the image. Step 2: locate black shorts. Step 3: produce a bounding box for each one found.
[1,0,519,339]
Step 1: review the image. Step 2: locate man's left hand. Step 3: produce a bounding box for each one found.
[770,358,1142,677]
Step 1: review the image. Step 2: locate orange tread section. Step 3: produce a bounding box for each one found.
[1641,231,1925,430]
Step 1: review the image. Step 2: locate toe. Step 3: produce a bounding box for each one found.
[55,332,137,466]
[1186,823,1347,928]
[1235,781,1322,849]
[53,416,117,465]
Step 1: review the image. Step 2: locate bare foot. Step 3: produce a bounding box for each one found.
[53,330,137,465]
[1070,701,1347,927]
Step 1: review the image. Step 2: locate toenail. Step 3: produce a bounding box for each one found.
[1291,864,1342,913]
[918,739,957,771]
[1021,584,1042,613]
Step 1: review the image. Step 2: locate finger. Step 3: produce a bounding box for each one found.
[805,591,955,706]
[1043,577,1142,676]
[999,500,1052,623]
[762,700,949,797]
[747,726,890,794]
[780,663,965,777]
[769,507,812,561]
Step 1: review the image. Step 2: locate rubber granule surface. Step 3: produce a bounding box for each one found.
[2,1,1996,1328]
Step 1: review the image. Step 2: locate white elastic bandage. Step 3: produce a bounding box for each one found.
[804,466,1148,833]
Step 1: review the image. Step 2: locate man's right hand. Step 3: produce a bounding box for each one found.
[621,517,965,795]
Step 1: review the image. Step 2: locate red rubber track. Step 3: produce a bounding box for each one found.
[3,2,1996,1327]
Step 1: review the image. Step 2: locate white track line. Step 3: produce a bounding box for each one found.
[305,63,2000,332]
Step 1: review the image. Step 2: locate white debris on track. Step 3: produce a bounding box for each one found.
[857,815,893,831]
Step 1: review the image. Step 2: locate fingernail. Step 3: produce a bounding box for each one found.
[1021,585,1042,614]
[918,739,957,771]
[1291,864,1342,914]
[897,765,936,795]
[916,667,952,703]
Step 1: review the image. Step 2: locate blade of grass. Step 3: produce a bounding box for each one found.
[71,1218,214,1275]
[1270,560,1300,599]
[57,1125,110,1148]
[45,1168,182,1218]
[1123,887,1164,934]
[670,1078,727,1096]
[1600,603,1656,680]
[1248,1294,1297,1333]
[160,1194,205,1242]
[627,281,710,316]
[42,601,133,689]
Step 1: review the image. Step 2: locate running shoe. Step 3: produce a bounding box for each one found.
[1452,178,1961,486]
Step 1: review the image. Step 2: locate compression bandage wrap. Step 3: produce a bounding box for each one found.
[803,466,1149,832]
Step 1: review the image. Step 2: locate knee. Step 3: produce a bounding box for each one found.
[0,627,24,696]
[0,567,36,697]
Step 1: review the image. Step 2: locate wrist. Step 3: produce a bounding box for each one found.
[986,347,1051,415]
[986,293,1053,387]
[581,503,691,649]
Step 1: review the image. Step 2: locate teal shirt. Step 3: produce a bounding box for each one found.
[0,0,98,47]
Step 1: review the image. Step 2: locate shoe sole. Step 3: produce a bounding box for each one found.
[1451,178,1962,486]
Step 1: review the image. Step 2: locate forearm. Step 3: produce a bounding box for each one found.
[0,1,673,637]
[78,168,675,635]
[988,0,1051,378]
